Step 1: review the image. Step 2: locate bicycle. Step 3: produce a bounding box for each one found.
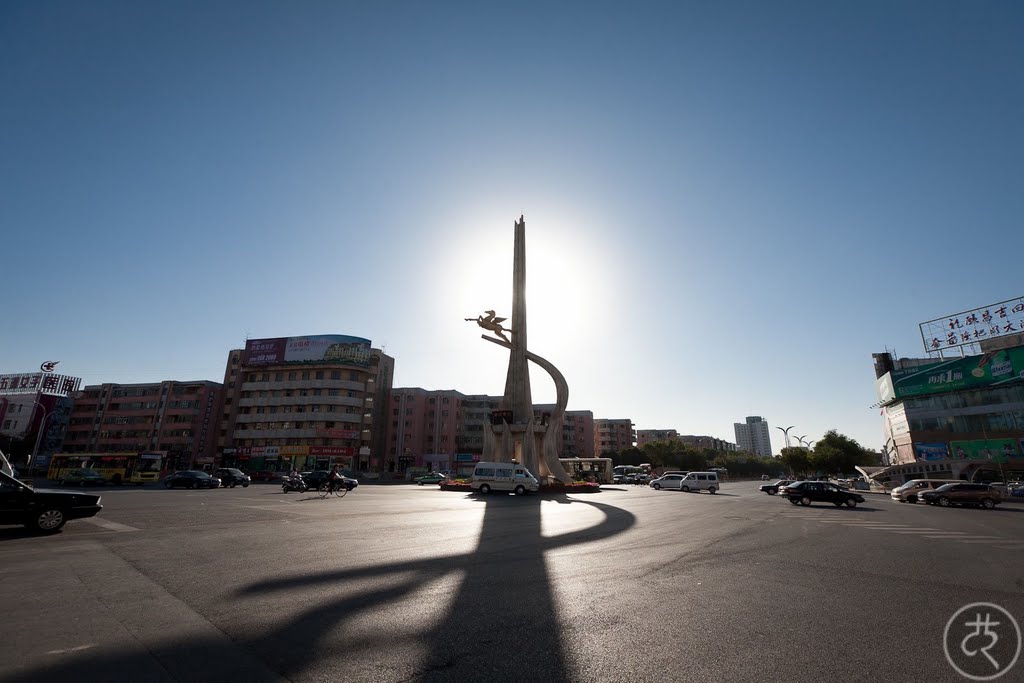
[318,481,348,498]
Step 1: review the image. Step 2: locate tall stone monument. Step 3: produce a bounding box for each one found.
[465,215,573,483]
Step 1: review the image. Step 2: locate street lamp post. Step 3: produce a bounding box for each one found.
[776,426,795,450]
[29,400,50,478]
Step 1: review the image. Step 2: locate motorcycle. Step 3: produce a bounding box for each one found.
[282,475,308,493]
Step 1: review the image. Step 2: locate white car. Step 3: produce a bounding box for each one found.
[649,474,685,490]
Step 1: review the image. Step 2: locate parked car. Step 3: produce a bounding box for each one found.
[163,470,222,489]
[890,479,959,504]
[920,483,1001,509]
[60,469,108,487]
[759,479,793,495]
[301,471,359,491]
[214,468,251,488]
[415,473,448,485]
[1,469,103,533]
[649,474,685,490]
[781,481,864,508]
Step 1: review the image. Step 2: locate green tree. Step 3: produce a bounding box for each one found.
[779,446,812,476]
[811,430,874,475]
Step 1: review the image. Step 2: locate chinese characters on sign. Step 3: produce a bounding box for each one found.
[921,296,1024,353]
[0,373,81,397]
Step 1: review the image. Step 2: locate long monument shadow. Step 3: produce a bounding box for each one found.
[8,495,635,682]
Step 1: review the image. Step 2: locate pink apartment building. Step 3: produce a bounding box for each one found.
[594,418,636,455]
[63,380,223,471]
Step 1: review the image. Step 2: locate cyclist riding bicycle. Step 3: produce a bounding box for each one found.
[327,465,340,493]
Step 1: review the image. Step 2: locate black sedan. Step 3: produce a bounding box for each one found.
[163,470,222,489]
[759,479,793,495]
[301,471,359,491]
[214,468,251,488]
[781,481,865,508]
[1,470,103,533]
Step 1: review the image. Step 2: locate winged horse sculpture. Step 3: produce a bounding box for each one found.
[465,310,511,343]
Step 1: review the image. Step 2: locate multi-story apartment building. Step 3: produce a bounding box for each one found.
[734,416,773,457]
[636,429,679,448]
[386,388,465,474]
[455,394,502,462]
[679,435,738,452]
[384,391,597,476]
[534,405,595,459]
[218,335,393,474]
[62,380,222,470]
[594,418,636,455]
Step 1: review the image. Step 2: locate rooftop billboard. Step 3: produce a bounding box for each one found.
[919,296,1024,353]
[879,346,1024,401]
[243,335,372,367]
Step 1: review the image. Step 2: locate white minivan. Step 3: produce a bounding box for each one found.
[471,462,540,495]
[677,471,719,494]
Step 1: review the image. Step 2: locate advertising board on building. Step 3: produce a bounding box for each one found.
[884,346,1024,400]
[0,373,81,397]
[949,439,1021,460]
[913,443,949,461]
[243,335,371,367]
[920,296,1024,352]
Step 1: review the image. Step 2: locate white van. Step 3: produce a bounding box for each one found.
[471,462,540,495]
[678,471,719,494]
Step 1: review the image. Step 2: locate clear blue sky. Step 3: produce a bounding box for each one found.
[3,1,1022,452]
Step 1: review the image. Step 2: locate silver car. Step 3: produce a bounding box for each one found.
[649,474,684,490]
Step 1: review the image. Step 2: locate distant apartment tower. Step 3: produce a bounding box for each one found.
[594,418,636,455]
[679,435,738,452]
[733,416,772,457]
[218,335,394,473]
[63,380,223,470]
[636,429,679,448]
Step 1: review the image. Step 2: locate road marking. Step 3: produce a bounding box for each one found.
[46,644,96,655]
[950,537,1008,543]
[78,517,140,532]
[921,533,969,539]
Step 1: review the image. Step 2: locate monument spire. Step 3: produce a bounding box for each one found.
[503,215,533,423]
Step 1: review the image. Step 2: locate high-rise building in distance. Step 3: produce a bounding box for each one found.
[734,416,772,457]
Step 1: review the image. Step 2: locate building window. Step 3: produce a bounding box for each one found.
[331,371,341,380]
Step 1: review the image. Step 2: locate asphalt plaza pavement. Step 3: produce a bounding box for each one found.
[1,482,1023,682]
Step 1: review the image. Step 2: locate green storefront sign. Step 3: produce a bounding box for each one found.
[889,347,1024,399]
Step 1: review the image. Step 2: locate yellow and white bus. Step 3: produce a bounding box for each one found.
[47,452,166,485]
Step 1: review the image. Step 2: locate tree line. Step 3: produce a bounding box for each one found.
[606,430,880,478]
